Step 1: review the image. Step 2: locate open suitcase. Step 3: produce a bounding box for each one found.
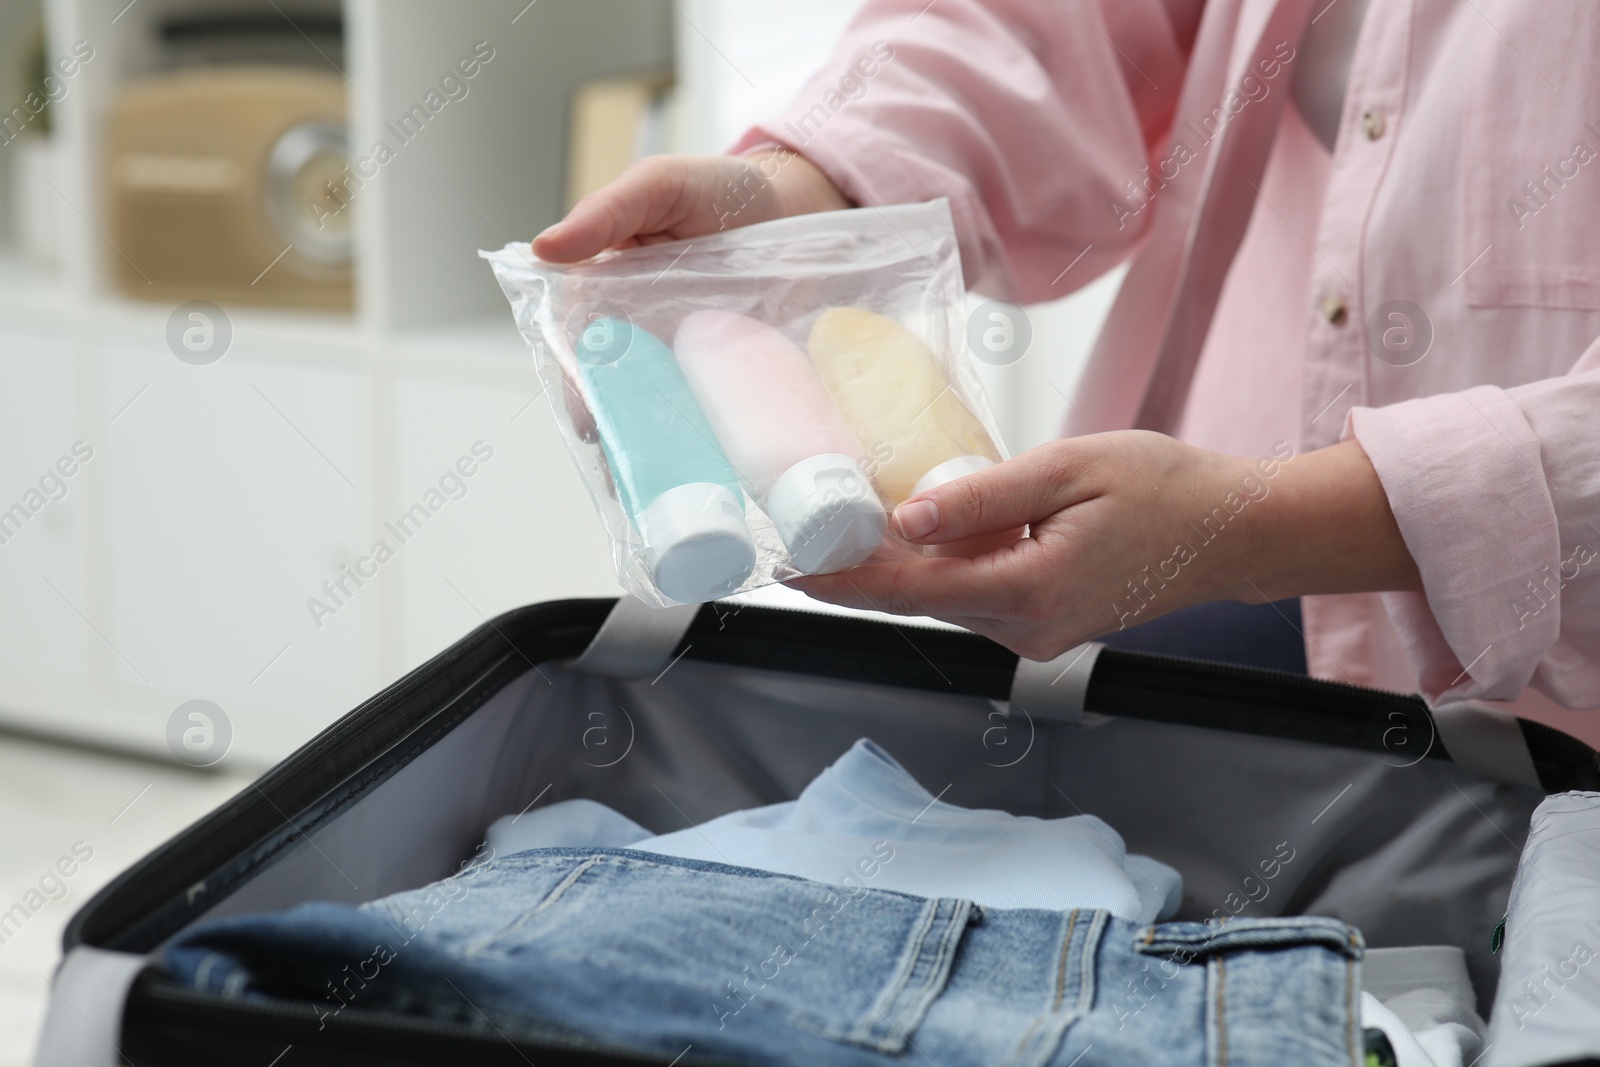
[37,596,1600,1066]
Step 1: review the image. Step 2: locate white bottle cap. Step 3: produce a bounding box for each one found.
[639,482,757,604]
[910,454,996,499]
[766,453,888,574]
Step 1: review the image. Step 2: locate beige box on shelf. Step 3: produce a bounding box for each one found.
[106,67,353,310]
[565,72,673,210]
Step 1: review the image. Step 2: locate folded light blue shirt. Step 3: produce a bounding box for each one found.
[486,739,1181,922]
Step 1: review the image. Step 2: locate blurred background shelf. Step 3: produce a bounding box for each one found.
[0,0,680,768]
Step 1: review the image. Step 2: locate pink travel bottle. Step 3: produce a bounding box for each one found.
[673,310,886,574]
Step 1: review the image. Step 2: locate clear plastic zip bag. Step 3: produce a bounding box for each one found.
[482,198,1007,607]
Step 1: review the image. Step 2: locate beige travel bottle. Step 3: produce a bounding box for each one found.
[808,307,1002,503]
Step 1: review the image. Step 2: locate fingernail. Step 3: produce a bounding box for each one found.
[894,499,941,540]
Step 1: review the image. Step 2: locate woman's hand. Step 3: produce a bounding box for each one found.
[789,433,1423,661]
[532,150,851,263]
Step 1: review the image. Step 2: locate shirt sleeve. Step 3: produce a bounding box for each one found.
[728,0,1198,302]
[1347,339,1600,709]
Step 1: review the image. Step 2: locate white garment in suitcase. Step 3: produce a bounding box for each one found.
[1484,791,1600,1067]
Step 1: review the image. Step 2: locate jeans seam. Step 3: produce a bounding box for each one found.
[463,854,604,957]
[1048,911,1105,1066]
[861,898,972,1051]
[864,895,934,1049]
[1055,908,1079,1010]
[1216,956,1228,1067]
[849,896,939,1049]
[997,909,1077,1067]
[998,908,1107,1067]
[1073,911,1102,1019]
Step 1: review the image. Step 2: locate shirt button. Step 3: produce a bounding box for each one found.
[1320,296,1348,325]
[1361,110,1386,140]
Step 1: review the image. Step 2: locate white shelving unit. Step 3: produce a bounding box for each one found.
[0,0,672,767]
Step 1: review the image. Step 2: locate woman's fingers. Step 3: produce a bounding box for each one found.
[787,434,1240,662]
[532,160,691,262]
[529,199,616,262]
[790,555,1081,661]
[788,543,1037,621]
[892,443,1093,545]
[532,155,792,262]
[531,152,852,263]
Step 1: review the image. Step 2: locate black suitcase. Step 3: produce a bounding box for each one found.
[37,596,1600,1066]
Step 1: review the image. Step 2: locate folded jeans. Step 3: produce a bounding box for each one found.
[164,847,1364,1066]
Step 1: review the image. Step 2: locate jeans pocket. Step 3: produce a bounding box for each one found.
[1133,917,1364,1067]
[460,850,974,1055]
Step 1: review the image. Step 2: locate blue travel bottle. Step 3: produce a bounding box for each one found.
[575,317,756,603]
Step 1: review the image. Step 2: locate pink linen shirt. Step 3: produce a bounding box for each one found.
[734,0,1600,740]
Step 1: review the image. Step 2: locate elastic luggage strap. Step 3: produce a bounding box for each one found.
[34,946,147,1067]
[562,595,699,680]
[1009,643,1103,725]
[1431,700,1541,789]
